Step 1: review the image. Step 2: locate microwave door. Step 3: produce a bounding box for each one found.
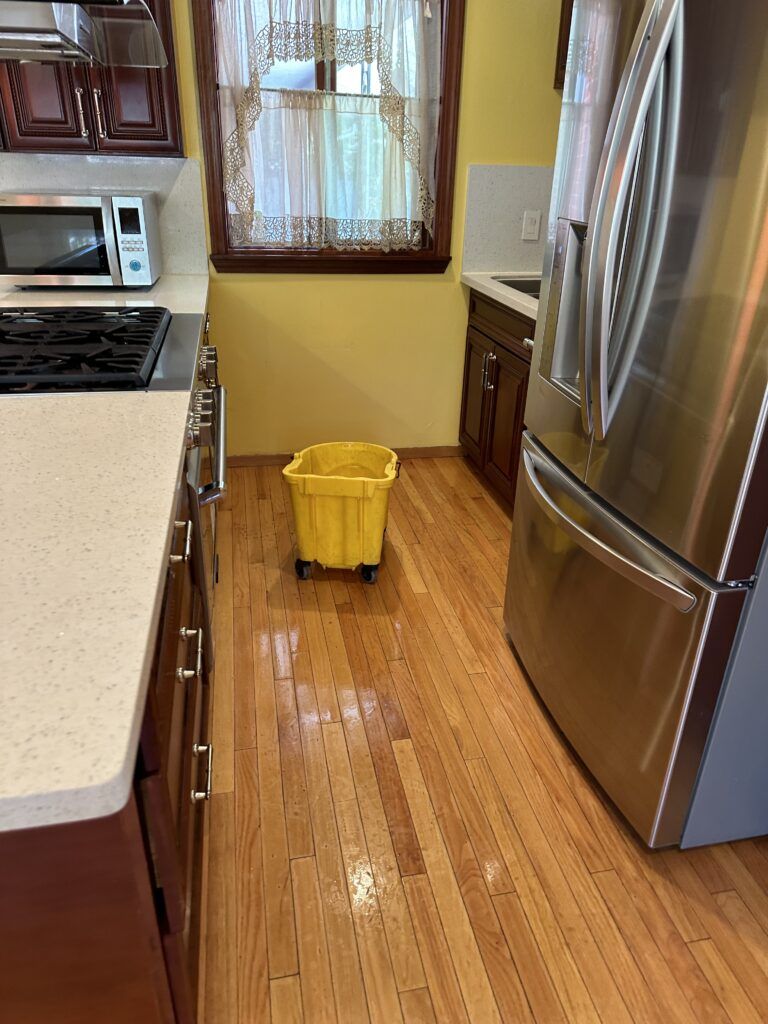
[0,196,121,287]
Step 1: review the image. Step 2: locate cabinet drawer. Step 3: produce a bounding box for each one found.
[469,291,535,358]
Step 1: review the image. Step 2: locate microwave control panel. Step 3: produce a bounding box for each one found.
[111,196,161,287]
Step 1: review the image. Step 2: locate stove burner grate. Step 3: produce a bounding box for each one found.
[0,306,172,392]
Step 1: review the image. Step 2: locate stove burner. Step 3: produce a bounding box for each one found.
[0,307,172,392]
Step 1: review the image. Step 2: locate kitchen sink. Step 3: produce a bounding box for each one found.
[493,277,541,299]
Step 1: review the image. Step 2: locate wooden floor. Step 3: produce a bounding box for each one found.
[202,457,768,1024]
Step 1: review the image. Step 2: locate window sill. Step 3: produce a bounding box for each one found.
[210,251,452,274]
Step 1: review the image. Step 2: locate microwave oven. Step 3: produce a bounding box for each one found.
[0,194,162,288]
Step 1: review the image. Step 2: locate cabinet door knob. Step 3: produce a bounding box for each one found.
[523,337,535,351]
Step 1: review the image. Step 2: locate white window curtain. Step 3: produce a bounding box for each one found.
[215,0,442,251]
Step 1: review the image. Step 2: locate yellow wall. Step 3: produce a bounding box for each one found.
[172,0,562,455]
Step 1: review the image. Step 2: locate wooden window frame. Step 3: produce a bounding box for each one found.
[190,0,466,274]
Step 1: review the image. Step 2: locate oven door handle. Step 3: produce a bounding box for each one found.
[199,385,228,507]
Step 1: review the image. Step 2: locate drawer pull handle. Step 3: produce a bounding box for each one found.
[523,337,535,351]
[176,628,204,683]
[191,743,213,803]
[74,87,89,138]
[92,87,107,139]
[169,520,193,565]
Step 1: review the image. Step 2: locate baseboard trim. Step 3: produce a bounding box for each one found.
[227,445,465,468]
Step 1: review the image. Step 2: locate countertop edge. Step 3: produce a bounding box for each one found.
[461,271,539,321]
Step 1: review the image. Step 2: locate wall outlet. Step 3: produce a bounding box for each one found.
[522,209,542,241]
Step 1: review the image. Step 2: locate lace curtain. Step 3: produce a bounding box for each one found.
[215,0,442,250]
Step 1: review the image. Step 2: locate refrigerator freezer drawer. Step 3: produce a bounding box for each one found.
[504,434,746,846]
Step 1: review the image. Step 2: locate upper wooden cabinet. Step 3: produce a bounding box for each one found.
[0,0,181,156]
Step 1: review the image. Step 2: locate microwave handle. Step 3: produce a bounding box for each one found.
[199,386,228,507]
[101,198,123,285]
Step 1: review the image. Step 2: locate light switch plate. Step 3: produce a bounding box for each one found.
[522,209,542,241]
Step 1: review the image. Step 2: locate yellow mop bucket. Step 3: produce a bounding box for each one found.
[283,441,399,583]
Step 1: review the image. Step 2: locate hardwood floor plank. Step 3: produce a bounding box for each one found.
[270,976,304,1024]
[327,691,426,994]
[299,580,341,723]
[291,857,336,1024]
[235,749,271,1024]
[275,676,314,859]
[334,796,404,1024]
[233,605,257,750]
[465,756,599,1024]
[389,662,535,1023]
[255,640,298,978]
[399,631,512,895]
[230,467,251,609]
[393,739,504,1024]
[661,850,768,1019]
[688,939,763,1024]
[594,869,699,1024]
[338,602,424,877]
[493,893,566,1024]
[293,651,370,1024]
[204,792,238,1024]
[399,988,437,1024]
[212,509,235,794]
[715,890,768,976]
[260,494,293,680]
[402,874,470,1024]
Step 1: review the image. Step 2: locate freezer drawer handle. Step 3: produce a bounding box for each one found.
[522,450,696,613]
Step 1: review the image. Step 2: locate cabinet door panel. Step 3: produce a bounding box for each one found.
[87,0,181,154]
[484,346,530,506]
[459,327,493,465]
[0,62,95,151]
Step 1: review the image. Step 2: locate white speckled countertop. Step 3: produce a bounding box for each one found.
[0,275,209,833]
[461,271,539,321]
[0,392,194,832]
[0,273,210,315]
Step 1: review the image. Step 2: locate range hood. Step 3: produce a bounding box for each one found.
[0,1,167,67]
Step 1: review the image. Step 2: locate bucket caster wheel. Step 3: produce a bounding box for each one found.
[295,559,312,580]
[361,563,379,584]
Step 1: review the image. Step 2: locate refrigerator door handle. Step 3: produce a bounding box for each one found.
[581,0,682,440]
[522,449,697,613]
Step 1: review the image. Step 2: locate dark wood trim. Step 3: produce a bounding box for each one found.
[211,252,451,274]
[227,445,465,468]
[554,0,575,90]
[191,0,466,274]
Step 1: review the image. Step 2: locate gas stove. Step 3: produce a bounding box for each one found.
[0,306,173,393]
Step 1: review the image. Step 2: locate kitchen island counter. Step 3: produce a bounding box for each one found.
[0,389,194,832]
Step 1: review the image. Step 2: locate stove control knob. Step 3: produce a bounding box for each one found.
[198,345,219,387]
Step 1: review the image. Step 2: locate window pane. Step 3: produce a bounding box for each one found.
[261,60,316,91]
[336,60,382,96]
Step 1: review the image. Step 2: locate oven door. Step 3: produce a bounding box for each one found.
[186,385,227,668]
[0,195,121,287]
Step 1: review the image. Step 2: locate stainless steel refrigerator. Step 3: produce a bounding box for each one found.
[504,0,768,847]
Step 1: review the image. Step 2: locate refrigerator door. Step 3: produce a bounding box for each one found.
[526,0,651,477]
[504,433,746,846]
[584,0,768,581]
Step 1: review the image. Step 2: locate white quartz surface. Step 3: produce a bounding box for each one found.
[461,271,540,321]
[0,391,193,832]
[0,274,210,315]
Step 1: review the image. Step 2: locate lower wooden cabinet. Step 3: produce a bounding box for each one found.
[459,291,534,508]
[0,471,212,1024]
